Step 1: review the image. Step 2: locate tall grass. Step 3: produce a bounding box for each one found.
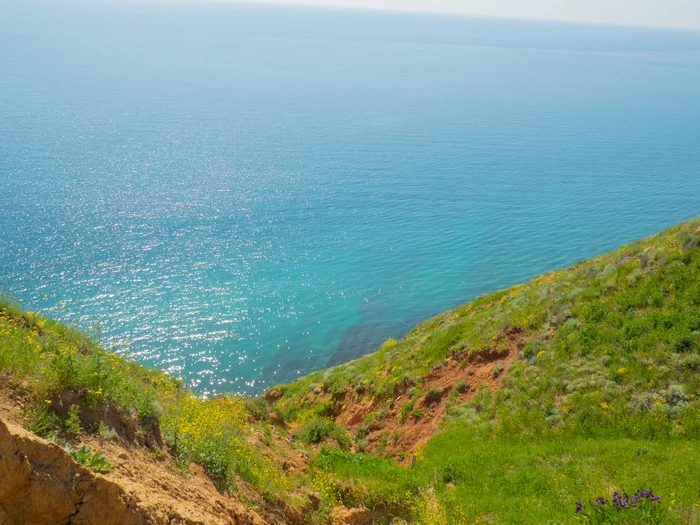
[311,428,700,524]
[0,295,166,417]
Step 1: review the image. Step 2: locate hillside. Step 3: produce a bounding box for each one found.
[272,219,700,442]
[1,218,700,524]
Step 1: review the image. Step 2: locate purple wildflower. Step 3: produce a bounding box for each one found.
[575,502,583,514]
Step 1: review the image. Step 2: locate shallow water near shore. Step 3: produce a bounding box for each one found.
[2,1,700,394]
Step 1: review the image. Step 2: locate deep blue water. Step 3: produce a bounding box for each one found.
[2,1,700,395]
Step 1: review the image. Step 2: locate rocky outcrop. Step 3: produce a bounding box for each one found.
[0,417,145,524]
[0,417,267,525]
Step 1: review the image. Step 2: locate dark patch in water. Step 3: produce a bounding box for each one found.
[260,339,327,390]
[326,322,388,367]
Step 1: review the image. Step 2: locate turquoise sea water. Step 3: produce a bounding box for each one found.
[1,1,700,395]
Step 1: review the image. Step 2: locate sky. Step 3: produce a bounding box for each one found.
[232,0,700,30]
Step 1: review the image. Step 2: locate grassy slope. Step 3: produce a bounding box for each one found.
[272,218,700,523]
[2,218,700,523]
[273,219,700,439]
[0,298,306,517]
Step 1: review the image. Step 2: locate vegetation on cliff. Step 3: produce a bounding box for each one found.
[2,218,700,523]
[0,294,309,521]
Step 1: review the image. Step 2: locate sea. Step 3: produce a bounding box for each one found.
[2,0,700,395]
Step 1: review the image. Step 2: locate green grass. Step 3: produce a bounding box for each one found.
[423,429,700,524]
[0,296,168,418]
[311,429,700,524]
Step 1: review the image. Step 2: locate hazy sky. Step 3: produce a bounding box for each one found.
[235,0,700,29]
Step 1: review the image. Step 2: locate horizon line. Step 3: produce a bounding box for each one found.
[69,0,700,32]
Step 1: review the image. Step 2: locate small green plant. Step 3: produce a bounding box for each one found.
[294,418,350,449]
[244,397,269,422]
[63,405,81,437]
[295,418,331,444]
[398,400,415,423]
[355,423,369,441]
[491,363,504,378]
[447,389,458,405]
[424,388,442,406]
[454,381,468,394]
[355,438,368,453]
[97,421,117,441]
[63,444,114,473]
[24,403,59,437]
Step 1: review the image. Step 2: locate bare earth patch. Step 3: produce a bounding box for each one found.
[334,329,522,459]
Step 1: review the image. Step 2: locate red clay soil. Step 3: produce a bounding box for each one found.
[334,330,523,459]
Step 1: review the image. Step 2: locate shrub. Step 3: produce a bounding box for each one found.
[681,354,700,371]
[244,397,269,422]
[160,393,274,491]
[296,419,332,444]
[355,423,369,441]
[521,343,538,360]
[295,418,350,449]
[398,400,415,423]
[424,388,442,406]
[355,438,368,453]
[672,330,695,353]
[667,385,688,406]
[454,381,468,394]
[380,338,399,351]
[63,405,81,437]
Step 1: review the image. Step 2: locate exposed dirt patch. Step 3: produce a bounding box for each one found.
[330,507,375,525]
[334,329,523,459]
[50,390,163,449]
[0,395,271,525]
